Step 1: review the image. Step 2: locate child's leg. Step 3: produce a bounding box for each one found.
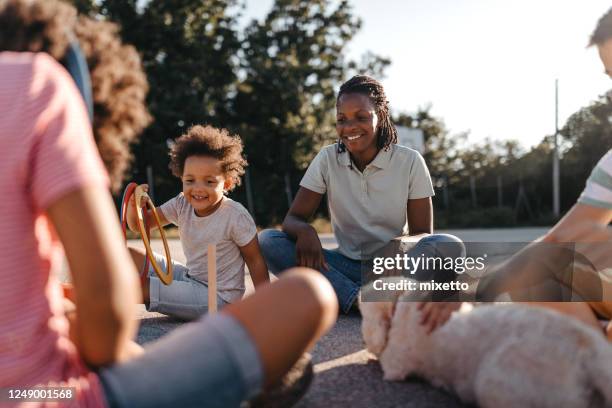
[129,247,213,320]
[97,268,338,407]
[128,247,150,304]
[223,267,338,387]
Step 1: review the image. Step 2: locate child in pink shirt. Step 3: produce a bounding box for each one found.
[0,2,337,407]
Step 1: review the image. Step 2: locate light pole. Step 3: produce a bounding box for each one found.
[553,79,560,217]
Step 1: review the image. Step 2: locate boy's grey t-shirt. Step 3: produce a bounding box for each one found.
[159,194,256,303]
[300,144,434,260]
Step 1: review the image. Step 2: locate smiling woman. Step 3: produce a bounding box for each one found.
[259,75,466,330]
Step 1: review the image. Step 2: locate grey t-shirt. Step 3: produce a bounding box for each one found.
[159,194,256,303]
[578,149,612,209]
[300,144,434,260]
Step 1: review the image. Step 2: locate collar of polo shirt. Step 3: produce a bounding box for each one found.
[338,146,393,170]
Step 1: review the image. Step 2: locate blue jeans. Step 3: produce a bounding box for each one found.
[98,313,263,408]
[146,251,228,321]
[258,229,465,313]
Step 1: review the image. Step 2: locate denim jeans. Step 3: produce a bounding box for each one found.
[146,251,228,321]
[98,313,263,408]
[258,229,465,313]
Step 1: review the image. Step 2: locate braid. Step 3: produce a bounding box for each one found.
[337,75,397,151]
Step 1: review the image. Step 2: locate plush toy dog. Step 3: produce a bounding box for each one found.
[360,289,612,408]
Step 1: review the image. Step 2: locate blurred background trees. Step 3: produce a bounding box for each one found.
[71,0,612,228]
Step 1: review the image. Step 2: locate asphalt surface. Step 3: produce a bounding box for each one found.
[132,228,547,407]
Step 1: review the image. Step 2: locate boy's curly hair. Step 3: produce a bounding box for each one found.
[0,0,151,193]
[169,125,247,191]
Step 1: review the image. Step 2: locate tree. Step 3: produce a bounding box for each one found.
[73,0,242,200]
[232,0,363,224]
[395,107,465,183]
[560,94,612,208]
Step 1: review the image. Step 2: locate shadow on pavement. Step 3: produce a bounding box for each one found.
[297,359,470,408]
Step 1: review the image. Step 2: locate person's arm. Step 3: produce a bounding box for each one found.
[282,187,328,270]
[607,321,612,342]
[408,196,461,333]
[406,197,433,236]
[48,186,141,367]
[239,236,270,288]
[126,184,170,233]
[542,202,612,243]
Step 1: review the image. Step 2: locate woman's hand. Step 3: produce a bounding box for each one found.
[282,187,327,271]
[417,302,462,334]
[295,228,328,271]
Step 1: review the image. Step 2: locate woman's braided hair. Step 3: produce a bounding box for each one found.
[337,75,397,152]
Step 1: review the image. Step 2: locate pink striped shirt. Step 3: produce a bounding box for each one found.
[0,52,109,407]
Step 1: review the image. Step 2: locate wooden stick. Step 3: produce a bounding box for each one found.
[208,244,217,313]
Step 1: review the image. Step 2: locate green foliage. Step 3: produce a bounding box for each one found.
[69,0,612,229]
[560,95,612,207]
[74,0,243,201]
[69,0,386,225]
[232,0,363,224]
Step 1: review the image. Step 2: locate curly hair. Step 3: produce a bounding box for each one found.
[590,7,612,46]
[337,75,398,152]
[0,0,151,193]
[169,125,247,191]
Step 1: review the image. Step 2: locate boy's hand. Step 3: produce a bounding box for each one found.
[63,298,78,346]
[295,228,328,271]
[606,321,612,342]
[130,184,149,209]
[417,302,461,334]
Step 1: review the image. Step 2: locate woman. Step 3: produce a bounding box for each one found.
[260,75,465,332]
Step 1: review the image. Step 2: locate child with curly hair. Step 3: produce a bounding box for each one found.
[126,125,270,320]
[1,1,336,407]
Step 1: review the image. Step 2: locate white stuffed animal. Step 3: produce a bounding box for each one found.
[360,292,612,408]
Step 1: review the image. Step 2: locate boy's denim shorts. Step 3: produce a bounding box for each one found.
[98,313,264,408]
[147,251,227,321]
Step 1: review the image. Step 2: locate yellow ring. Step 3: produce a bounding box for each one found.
[135,185,173,285]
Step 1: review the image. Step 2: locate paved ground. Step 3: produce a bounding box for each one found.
[131,227,548,407]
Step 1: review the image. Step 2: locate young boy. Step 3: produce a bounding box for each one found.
[127,125,270,320]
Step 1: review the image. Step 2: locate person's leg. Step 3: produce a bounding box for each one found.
[128,247,150,304]
[403,233,466,280]
[128,247,222,320]
[397,234,465,301]
[98,268,338,408]
[258,229,299,273]
[259,229,361,313]
[475,242,607,303]
[223,268,338,387]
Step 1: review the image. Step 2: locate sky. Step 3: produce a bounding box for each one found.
[242,0,612,149]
